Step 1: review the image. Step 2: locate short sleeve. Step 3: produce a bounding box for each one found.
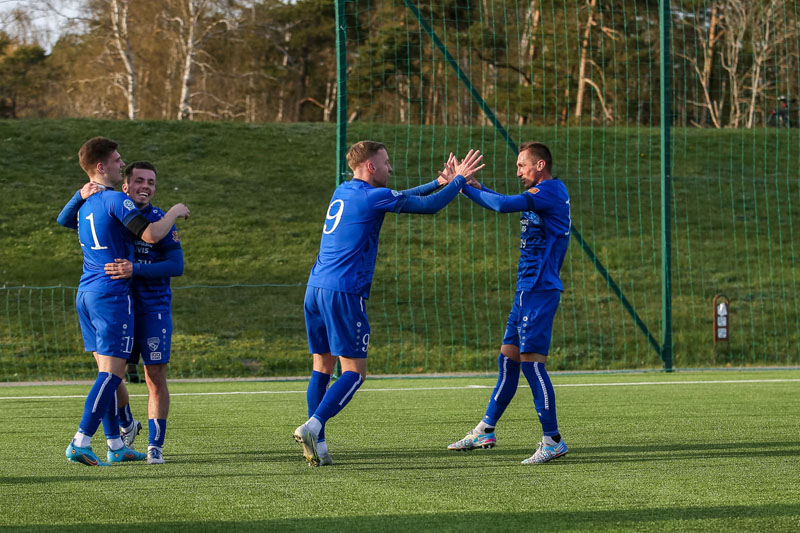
[109,192,140,224]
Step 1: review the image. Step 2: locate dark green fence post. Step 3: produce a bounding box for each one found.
[335,0,348,185]
[332,0,348,379]
[659,0,673,372]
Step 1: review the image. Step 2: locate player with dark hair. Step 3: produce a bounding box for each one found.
[59,160,183,464]
[447,141,571,464]
[57,137,189,466]
[293,141,485,466]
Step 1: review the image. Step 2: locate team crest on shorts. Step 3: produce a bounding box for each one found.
[148,337,160,351]
[171,230,180,243]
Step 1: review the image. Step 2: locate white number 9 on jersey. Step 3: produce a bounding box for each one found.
[323,199,344,234]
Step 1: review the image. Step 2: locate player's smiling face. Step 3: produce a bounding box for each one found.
[123,168,157,208]
[517,151,545,189]
[369,149,393,188]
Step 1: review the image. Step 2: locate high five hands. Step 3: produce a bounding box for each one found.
[437,150,485,186]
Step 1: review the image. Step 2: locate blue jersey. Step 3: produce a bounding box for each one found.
[462,178,570,291]
[517,179,571,291]
[307,179,408,299]
[76,190,141,294]
[131,204,181,314]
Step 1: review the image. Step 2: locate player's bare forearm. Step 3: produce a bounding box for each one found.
[141,204,190,243]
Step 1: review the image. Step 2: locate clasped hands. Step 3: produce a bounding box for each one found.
[436,150,485,187]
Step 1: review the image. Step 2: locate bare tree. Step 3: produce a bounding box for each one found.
[274,25,295,122]
[109,0,137,119]
[574,0,618,123]
[518,0,541,77]
[744,0,795,128]
[719,0,748,127]
[516,0,540,124]
[162,0,239,120]
[677,3,723,128]
[574,0,597,121]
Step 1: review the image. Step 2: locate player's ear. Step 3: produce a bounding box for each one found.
[366,160,375,174]
[122,182,129,194]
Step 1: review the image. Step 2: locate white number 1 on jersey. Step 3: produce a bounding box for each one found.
[85,212,108,250]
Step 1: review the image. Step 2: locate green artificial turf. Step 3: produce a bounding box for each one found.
[1,369,799,531]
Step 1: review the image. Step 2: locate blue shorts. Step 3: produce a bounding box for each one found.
[304,286,370,358]
[502,289,561,355]
[130,311,172,365]
[76,291,133,359]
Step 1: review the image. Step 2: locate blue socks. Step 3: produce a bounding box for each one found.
[482,354,520,426]
[102,393,121,439]
[118,402,134,429]
[148,419,167,448]
[78,372,122,438]
[307,370,331,442]
[521,361,559,436]
[311,371,363,425]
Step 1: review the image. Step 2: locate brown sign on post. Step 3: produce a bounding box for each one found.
[713,294,730,344]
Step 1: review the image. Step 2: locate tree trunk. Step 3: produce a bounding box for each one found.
[110,0,137,119]
[519,0,540,84]
[479,0,494,126]
[323,79,335,122]
[720,1,747,127]
[176,0,197,121]
[574,0,597,120]
[701,4,720,127]
[275,29,291,122]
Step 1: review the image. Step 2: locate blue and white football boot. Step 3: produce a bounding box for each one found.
[107,444,147,463]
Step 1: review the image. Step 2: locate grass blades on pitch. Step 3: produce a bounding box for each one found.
[1,369,799,531]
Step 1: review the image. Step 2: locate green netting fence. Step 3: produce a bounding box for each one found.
[334,0,800,373]
[2,0,800,381]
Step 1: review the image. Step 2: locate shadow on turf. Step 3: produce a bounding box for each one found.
[7,504,800,531]
[173,439,800,469]
[566,440,800,463]
[329,440,800,466]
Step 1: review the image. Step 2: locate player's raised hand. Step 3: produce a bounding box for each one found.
[167,203,190,220]
[104,258,133,280]
[437,153,457,186]
[454,149,485,181]
[80,182,101,199]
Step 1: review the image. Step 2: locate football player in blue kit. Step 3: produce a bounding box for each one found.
[294,141,485,466]
[58,137,189,466]
[59,160,182,465]
[447,142,571,464]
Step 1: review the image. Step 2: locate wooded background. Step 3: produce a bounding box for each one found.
[2,1,798,128]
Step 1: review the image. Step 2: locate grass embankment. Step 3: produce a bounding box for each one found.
[0,120,798,379]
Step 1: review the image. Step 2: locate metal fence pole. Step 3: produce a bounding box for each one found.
[335,0,348,185]
[659,0,673,371]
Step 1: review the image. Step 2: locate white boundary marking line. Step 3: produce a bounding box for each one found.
[1,378,798,401]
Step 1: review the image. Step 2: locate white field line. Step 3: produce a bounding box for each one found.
[1,378,798,401]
